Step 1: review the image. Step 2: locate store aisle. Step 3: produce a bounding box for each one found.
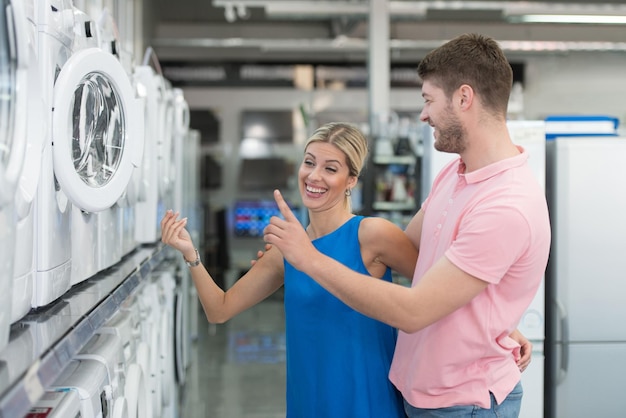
[180,293,287,418]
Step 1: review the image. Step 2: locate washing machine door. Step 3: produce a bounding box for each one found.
[124,363,149,418]
[0,0,28,205]
[51,47,143,213]
[112,396,128,418]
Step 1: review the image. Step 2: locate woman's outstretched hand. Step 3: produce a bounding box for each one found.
[161,210,196,260]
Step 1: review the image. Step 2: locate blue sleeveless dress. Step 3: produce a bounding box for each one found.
[284,216,405,418]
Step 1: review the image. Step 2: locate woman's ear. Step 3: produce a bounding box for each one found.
[348,176,358,190]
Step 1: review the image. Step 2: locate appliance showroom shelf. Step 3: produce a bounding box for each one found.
[0,243,171,418]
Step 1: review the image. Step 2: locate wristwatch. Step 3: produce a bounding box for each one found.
[184,248,201,268]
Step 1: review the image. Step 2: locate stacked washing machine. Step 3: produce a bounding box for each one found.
[31,0,144,307]
[134,55,167,245]
[1,0,29,350]
[10,0,46,325]
[2,2,196,417]
[97,297,151,418]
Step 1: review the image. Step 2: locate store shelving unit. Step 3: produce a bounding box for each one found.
[0,244,172,418]
[362,113,422,230]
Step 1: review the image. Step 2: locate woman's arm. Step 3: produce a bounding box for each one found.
[161,210,284,324]
[358,217,418,280]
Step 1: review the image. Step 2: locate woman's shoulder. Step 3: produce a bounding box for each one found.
[358,216,404,242]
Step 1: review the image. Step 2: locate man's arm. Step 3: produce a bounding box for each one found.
[264,190,488,333]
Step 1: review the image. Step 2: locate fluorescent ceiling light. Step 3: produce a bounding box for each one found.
[512,14,626,24]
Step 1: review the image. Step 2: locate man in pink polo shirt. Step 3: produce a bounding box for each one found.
[265,33,550,417]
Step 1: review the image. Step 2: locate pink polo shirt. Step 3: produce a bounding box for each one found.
[389,147,551,409]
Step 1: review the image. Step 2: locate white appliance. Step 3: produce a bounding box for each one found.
[136,280,163,418]
[154,266,179,417]
[172,88,189,214]
[25,390,81,418]
[178,130,200,376]
[66,6,101,287]
[421,121,547,418]
[50,358,120,418]
[34,0,143,298]
[11,0,46,324]
[31,0,75,308]
[75,332,129,418]
[134,61,165,244]
[1,0,28,349]
[157,78,176,216]
[97,7,143,260]
[506,120,546,418]
[97,300,150,418]
[545,136,626,417]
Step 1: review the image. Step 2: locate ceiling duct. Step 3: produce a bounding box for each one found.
[211,0,626,24]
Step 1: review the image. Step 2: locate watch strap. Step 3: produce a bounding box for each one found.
[184,248,201,267]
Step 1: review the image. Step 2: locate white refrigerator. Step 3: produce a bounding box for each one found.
[421,121,547,418]
[545,136,626,417]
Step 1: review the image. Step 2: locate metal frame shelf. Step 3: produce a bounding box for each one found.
[0,243,171,418]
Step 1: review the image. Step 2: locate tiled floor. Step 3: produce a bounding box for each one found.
[180,293,287,418]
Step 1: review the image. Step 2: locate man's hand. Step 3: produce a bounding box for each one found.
[510,329,533,372]
[251,243,272,267]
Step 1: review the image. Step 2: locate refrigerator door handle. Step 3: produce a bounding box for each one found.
[556,298,569,384]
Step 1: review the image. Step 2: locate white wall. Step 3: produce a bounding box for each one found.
[523,52,626,126]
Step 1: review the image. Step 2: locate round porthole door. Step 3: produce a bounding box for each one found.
[51,47,143,213]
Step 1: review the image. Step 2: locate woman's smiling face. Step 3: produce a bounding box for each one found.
[299,141,356,211]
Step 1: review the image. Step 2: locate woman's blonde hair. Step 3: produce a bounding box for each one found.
[304,122,369,211]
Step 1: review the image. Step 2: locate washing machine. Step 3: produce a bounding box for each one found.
[97,299,150,418]
[134,61,165,244]
[31,0,75,308]
[50,358,127,418]
[33,0,143,303]
[92,4,135,273]
[157,78,176,216]
[10,0,46,324]
[112,48,149,259]
[171,88,189,214]
[155,266,179,418]
[1,0,28,350]
[75,332,128,417]
[67,6,101,287]
[96,7,143,260]
[135,280,163,418]
[25,389,81,418]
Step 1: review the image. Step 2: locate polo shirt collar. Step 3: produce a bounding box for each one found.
[458,146,528,185]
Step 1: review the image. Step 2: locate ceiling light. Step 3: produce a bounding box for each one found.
[511,14,626,25]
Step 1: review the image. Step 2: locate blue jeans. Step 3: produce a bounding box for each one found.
[403,381,523,418]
